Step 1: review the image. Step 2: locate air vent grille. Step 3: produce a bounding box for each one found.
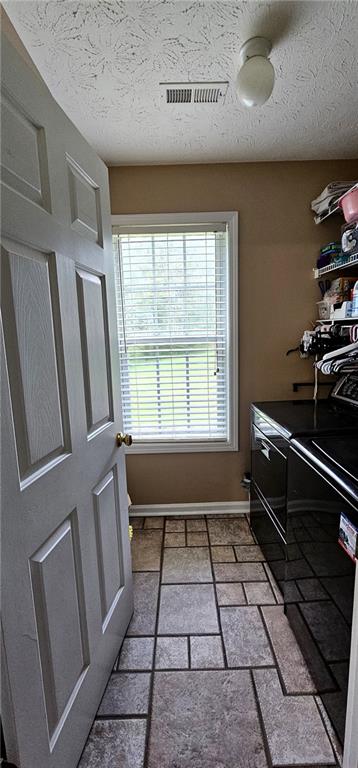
[162,81,228,105]
[167,88,192,104]
[194,87,221,103]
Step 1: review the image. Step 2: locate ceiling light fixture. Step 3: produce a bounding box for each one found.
[236,37,274,108]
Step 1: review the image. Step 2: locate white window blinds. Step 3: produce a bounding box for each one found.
[113,223,232,446]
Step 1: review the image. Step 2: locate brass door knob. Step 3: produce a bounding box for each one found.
[116,432,133,447]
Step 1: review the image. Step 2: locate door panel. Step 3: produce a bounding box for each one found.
[93,469,124,630]
[1,239,70,482]
[1,89,51,211]
[1,32,133,768]
[75,268,113,436]
[30,514,89,745]
[67,155,103,246]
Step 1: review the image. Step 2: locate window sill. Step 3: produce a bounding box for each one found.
[125,439,238,455]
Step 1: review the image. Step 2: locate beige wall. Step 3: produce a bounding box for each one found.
[109,159,358,505]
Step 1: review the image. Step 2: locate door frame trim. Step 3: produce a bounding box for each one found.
[343,562,358,768]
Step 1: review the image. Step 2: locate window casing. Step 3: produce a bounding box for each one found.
[112,212,238,453]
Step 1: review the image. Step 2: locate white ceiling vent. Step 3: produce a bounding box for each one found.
[161,82,229,105]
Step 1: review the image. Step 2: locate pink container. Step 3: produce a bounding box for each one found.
[339,185,358,223]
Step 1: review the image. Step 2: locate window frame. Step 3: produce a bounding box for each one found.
[112,211,239,454]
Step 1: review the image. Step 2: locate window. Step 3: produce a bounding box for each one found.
[112,212,238,453]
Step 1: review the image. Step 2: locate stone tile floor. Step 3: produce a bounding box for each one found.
[78,514,343,768]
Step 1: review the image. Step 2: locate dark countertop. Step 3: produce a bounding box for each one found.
[252,399,358,440]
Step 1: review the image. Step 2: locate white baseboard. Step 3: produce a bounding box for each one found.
[129,500,249,517]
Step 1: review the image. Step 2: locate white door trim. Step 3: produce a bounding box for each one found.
[129,500,249,517]
[343,562,358,768]
[111,211,239,454]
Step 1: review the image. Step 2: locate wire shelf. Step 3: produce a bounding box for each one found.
[314,254,358,279]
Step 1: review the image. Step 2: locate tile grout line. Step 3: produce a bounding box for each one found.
[142,517,165,768]
[187,635,191,670]
[313,696,341,767]
[242,581,249,603]
[257,603,291,698]
[114,663,284,672]
[96,714,148,721]
[112,668,153,674]
[136,577,269,583]
[130,631,221,637]
[162,578,269,584]
[126,631,220,637]
[263,561,283,604]
[250,668,274,768]
[206,515,229,669]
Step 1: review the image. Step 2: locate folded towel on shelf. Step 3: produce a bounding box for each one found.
[311,181,356,211]
[311,181,357,224]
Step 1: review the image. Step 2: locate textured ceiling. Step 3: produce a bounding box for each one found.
[3,1,358,165]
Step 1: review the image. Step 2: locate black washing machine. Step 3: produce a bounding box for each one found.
[249,371,358,748]
[250,372,358,591]
[285,433,358,747]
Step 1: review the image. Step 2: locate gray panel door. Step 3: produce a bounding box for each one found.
[1,33,133,768]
